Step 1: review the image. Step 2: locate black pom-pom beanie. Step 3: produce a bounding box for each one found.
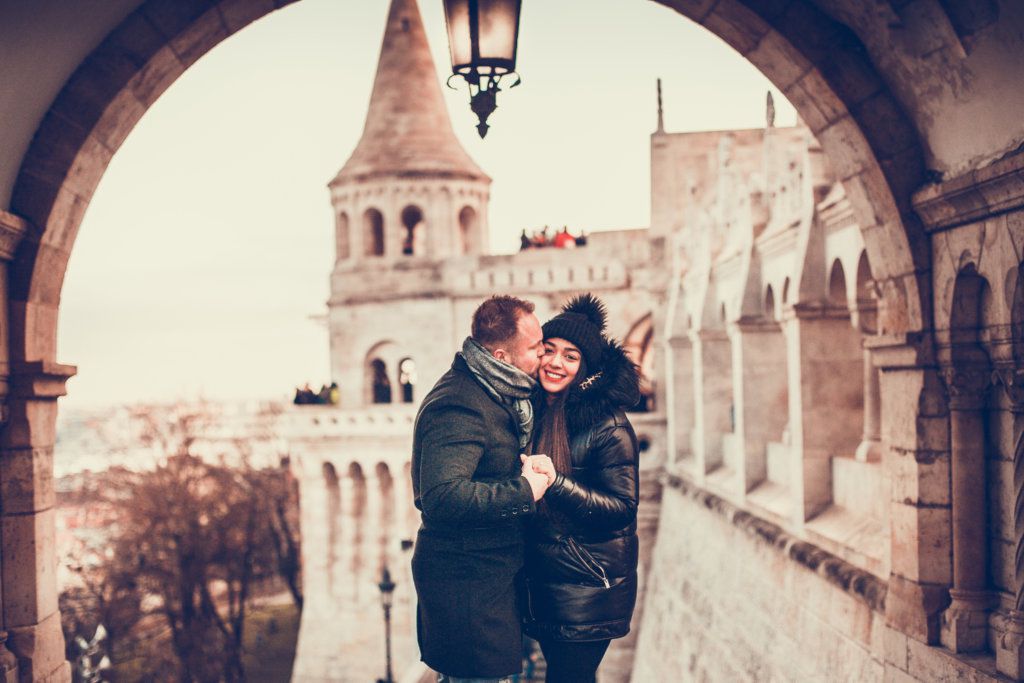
[542,294,608,369]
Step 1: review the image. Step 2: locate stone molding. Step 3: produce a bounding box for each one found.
[864,331,933,369]
[913,151,1024,232]
[662,472,887,614]
[7,361,77,400]
[0,210,29,262]
[939,366,993,410]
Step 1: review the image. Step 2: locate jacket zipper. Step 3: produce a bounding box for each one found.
[566,537,610,589]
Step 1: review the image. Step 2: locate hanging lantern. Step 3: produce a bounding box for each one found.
[442,0,523,138]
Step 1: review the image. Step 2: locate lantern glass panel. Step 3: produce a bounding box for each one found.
[443,0,472,72]
[477,0,519,70]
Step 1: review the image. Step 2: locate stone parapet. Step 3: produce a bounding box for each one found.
[662,472,887,613]
[913,151,1024,232]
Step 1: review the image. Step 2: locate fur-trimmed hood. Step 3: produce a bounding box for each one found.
[562,339,641,435]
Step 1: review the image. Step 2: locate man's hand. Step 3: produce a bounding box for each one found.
[523,454,556,486]
[520,455,549,501]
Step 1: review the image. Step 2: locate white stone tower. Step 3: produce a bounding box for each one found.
[327,0,491,409]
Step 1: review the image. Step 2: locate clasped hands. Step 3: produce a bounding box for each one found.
[520,454,556,502]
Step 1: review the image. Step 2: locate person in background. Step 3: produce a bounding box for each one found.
[552,226,576,249]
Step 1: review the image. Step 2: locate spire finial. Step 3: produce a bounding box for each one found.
[766,90,776,129]
[656,78,665,133]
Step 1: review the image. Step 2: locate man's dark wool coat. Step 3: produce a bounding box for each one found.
[411,354,536,679]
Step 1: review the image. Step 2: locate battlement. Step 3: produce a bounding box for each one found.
[281,405,417,439]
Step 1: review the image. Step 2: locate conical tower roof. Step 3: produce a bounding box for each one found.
[331,0,489,186]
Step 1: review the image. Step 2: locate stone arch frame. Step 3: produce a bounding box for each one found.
[0,0,935,675]
[624,312,655,412]
[940,263,996,654]
[5,0,929,371]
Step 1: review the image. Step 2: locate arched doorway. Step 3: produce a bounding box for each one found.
[1,0,933,677]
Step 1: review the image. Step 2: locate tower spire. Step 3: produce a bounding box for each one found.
[331,0,487,186]
[656,78,665,133]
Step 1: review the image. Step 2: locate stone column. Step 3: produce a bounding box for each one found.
[995,368,1024,679]
[730,319,788,491]
[2,361,76,683]
[665,335,694,469]
[689,329,732,479]
[940,366,995,653]
[855,348,883,462]
[785,304,863,524]
[868,335,951,646]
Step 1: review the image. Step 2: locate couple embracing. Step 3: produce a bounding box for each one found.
[410,293,641,683]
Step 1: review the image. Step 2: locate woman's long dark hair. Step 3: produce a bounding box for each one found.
[531,357,587,476]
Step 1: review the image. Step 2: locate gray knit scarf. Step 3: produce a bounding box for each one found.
[460,336,537,451]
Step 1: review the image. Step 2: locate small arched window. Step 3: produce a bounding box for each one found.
[370,358,392,404]
[459,206,477,255]
[401,205,424,256]
[398,357,417,403]
[336,212,350,261]
[364,208,385,257]
[764,285,776,320]
[828,259,848,307]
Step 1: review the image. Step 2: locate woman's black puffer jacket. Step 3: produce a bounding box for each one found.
[523,341,641,642]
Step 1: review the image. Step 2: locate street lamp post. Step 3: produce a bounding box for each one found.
[377,565,397,683]
[442,0,523,138]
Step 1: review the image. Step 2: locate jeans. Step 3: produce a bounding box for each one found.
[537,639,611,683]
[437,676,513,683]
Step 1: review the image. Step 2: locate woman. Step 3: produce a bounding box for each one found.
[522,294,641,682]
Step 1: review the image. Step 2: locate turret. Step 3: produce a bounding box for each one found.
[328,0,491,269]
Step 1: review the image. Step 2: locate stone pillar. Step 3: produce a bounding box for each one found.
[2,361,76,683]
[730,319,788,491]
[785,305,863,524]
[665,336,694,469]
[995,367,1024,679]
[855,347,883,462]
[868,335,951,646]
[940,366,995,653]
[689,329,732,478]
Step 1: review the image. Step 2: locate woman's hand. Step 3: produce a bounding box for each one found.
[523,454,556,486]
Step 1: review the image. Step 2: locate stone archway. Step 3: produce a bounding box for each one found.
[3,0,933,678]
[8,0,929,372]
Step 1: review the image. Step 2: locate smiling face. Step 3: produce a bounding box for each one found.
[539,337,582,395]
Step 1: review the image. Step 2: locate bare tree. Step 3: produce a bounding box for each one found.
[62,405,303,681]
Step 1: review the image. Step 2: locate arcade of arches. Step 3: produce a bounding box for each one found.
[0,0,1023,681]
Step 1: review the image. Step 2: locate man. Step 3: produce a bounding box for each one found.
[411,295,550,682]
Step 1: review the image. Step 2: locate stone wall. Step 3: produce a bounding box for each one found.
[633,478,887,682]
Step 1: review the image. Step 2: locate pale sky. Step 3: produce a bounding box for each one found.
[58,0,796,410]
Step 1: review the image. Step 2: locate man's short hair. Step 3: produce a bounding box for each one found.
[471,295,535,350]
